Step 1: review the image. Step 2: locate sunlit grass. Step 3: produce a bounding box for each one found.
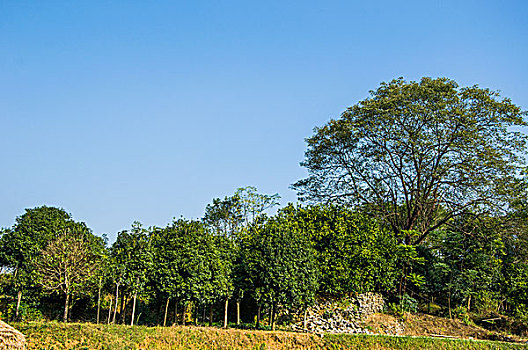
[12,322,528,349]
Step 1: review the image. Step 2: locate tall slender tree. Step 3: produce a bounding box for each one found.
[111,222,153,326]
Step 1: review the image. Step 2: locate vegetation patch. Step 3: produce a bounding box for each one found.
[12,322,528,350]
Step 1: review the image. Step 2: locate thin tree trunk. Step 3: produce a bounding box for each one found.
[63,293,69,323]
[468,294,471,312]
[96,281,102,324]
[182,302,186,325]
[202,304,206,326]
[236,300,240,325]
[15,290,22,321]
[209,305,213,327]
[256,304,261,328]
[112,283,119,324]
[448,288,452,319]
[131,292,137,326]
[163,297,170,327]
[194,303,198,326]
[107,296,113,324]
[120,294,127,324]
[223,298,229,328]
[174,300,178,325]
[271,304,276,331]
[303,308,308,331]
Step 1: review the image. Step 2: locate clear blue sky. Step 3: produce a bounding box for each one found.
[1,1,527,241]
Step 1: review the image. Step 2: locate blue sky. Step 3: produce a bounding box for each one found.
[1,1,527,241]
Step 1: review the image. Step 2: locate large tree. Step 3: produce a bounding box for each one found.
[152,219,233,327]
[33,230,104,322]
[0,206,90,320]
[293,77,527,245]
[202,186,280,325]
[241,214,319,330]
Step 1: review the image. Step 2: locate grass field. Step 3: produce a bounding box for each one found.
[12,322,528,350]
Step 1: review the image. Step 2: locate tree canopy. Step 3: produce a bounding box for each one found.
[278,204,405,295]
[241,213,319,329]
[34,230,104,322]
[293,77,527,244]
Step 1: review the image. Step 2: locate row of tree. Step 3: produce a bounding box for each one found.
[2,199,528,327]
[1,77,528,328]
[0,188,318,327]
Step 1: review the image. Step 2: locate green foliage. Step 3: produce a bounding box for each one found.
[34,230,103,296]
[0,206,98,321]
[203,186,281,238]
[241,212,319,312]
[293,77,527,245]
[278,204,403,295]
[389,294,418,317]
[453,306,472,325]
[417,215,507,314]
[151,219,233,305]
[0,207,89,287]
[112,222,153,299]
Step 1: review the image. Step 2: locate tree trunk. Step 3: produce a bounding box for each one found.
[112,283,119,324]
[120,294,126,324]
[468,294,471,312]
[202,304,206,326]
[223,298,229,328]
[271,303,276,331]
[96,281,102,324]
[209,305,213,327]
[63,293,69,323]
[107,296,113,324]
[68,293,75,321]
[182,302,186,325]
[131,292,137,326]
[163,297,170,327]
[15,290,22,321]
[256,304,261,328]
[448,288,452,319]
[236,300,240,325]
[174,300,178,325]
[303,308,308,331]
[194,303,198,326]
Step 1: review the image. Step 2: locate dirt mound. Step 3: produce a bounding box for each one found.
[0,320,26,350]
[362,312,525,343]
[403,313,488,339]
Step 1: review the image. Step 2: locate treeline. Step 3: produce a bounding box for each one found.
[1,187,528,328]
[2,77,528,329]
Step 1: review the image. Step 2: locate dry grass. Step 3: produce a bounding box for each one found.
[12,321,528,350]
[403,313,490,338]
[0,320,26,350]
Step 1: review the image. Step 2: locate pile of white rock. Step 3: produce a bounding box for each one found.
[291,292,402,335]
